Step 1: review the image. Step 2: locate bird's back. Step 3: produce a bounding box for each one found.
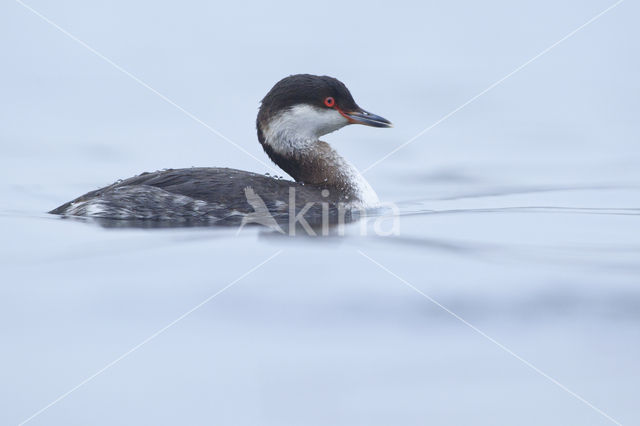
[50,167,353,227]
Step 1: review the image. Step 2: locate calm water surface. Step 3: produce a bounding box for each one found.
[1,1,639,425]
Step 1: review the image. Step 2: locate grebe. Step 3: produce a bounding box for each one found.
[50,74,392,226]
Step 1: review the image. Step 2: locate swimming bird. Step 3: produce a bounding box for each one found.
[50,74,392,226]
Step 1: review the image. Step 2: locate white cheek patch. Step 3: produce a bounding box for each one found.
[263,104,349,154]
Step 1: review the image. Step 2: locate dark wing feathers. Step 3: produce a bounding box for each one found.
[50,168,344,217]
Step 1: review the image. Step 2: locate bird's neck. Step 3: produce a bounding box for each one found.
[258,131,379,207]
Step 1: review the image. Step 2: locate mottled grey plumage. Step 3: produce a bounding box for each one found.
[50,168,353,226]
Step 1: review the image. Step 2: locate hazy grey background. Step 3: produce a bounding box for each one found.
[1,0,639,425]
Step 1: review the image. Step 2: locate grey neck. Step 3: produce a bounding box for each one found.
[257,131,379,207]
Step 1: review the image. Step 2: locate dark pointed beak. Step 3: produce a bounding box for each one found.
[344,108,393,128]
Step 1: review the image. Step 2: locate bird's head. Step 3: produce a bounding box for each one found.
[257,74,391,153]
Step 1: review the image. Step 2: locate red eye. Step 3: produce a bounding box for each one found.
[324,97,335,107]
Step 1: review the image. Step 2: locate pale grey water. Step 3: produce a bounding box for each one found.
[1,0,639,425]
